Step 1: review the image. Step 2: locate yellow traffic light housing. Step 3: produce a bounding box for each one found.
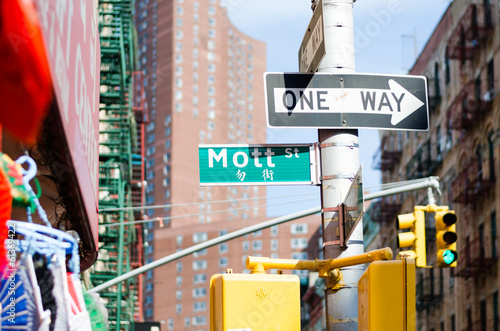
[358,258,416,331]
[210,271,300,331]
[435,207,458,267]
[396,206,427,268]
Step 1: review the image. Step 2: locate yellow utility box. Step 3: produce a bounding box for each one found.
[210,272,300,331]
[358,258,416,331]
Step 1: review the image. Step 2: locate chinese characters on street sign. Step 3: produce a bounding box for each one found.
[199,144,320,186]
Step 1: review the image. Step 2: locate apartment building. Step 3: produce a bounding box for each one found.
[372,0,500,329]
[134,0,324,328]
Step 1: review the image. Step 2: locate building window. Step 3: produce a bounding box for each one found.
[176,276,182,287]
[219,243,228,254]
[434,61,441,99]
[291,224,308,235]
[271,239,278,251]
[194,301,207,312]
[193,232,207,243]
[242,241,249,252]
[192,315,207,326]
[481,299,487,331]
[194,249,207,258]
[219,257,228,268]
[193,259,207,270]
[167,318,173,330]
[291,238,308,249]
[492,211,497,258]
[176,262,182,272]
[487,58,495,96]
[194,273,207,284]
[488,131,495,180]
[271,225,278,237]
[252,230,262,237]
[176,303,182,314]
[493,291,499,331]
[176,290,182,300]
[184,317,190,327]
[146,283,153,293]
[444,47,450,85]
[252,240,262,251]
[192,287,207,298]
[292,252,308,260]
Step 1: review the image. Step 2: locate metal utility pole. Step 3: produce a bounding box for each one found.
[317,1,363,330]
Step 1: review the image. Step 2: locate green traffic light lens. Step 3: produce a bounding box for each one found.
[442,250,458,265]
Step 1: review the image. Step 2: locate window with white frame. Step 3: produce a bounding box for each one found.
[176,262,182,272]
[219,257,228,268]
[193,232,207,243]
[291,252,308,260]
[252,240,262,251]
[192,287,207,298]
[291,238,308,249]
[184,317,190,327]
[219,243,228,254]
[271,225,278,237]
[193,301,207,312]
[176,290,182,300]
[291,224,308,235]
[167,318,174,330]
[193,273,207,284]
[192,315,207,326]
[252,230,262,237]
[271,239,278,251]
[242,241,249,252]
[193,259,207,270]
[175,303,182,314]
[176,276,182,287]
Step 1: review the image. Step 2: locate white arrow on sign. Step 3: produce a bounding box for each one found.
[273,79,425,125]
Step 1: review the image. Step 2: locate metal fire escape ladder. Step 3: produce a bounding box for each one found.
[91,0,142,329]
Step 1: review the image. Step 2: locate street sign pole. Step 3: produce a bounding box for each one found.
[316,1,364,330]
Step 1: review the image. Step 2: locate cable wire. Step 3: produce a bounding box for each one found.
[100,196,319,227]
[98,190,319,212]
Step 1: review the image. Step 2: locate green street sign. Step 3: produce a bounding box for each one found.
[199,144,320,186]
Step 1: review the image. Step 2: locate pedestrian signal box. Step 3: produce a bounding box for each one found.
[358,259,416,331]
[210,272,300,331]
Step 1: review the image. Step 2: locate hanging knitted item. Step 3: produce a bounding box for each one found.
[0,0,53,145]
[0,153,34,273]
[0,154,32,208]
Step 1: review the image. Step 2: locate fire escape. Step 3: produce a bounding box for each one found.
[446,3,494,132]
[130,71,147,322]
[446,79,493,131]
[455,233,497,279]
[452,148,497,278]
[447,3,493,64]
[416,268,443,311]
[90,1,144,330]
[406,139,442,180]
[371,135,402,223]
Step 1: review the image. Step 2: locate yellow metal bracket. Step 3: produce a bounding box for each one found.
[246,247,393,289]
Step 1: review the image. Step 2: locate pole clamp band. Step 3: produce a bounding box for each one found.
[320,142,359,149]
[321,174,355,181]
[323,240,340,247]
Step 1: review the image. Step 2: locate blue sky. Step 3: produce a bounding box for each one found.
[223,0,451,216]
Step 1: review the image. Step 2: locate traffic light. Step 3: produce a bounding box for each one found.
[396,206,427,268]
[435,207,458,267]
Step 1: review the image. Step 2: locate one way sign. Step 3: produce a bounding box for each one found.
[264,72,429,131]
